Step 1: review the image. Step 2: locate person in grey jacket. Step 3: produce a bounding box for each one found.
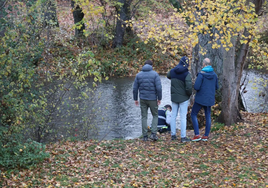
[167,56,192,142]
[133,60,162,141]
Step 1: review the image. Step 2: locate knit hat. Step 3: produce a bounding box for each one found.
[164,104,172,110]
[179,56,189,68]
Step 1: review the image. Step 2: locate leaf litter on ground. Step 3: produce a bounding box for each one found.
[0,112,267,187]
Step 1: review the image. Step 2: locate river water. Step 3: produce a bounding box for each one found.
[47,71,267,142]
[241,70,268,113]
[93,75,172,140]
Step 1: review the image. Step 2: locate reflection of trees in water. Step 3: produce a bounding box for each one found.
[27,78,105,143]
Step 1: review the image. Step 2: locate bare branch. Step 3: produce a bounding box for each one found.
[131,0,143,18]
[0,0,8,10]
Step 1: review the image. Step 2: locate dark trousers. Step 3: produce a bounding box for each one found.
[140,99,158,136]
[191,102,211,136]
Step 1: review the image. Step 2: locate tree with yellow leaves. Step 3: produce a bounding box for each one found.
[137,0,267,125]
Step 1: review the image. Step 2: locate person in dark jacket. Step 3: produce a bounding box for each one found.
[191,58,219,142]
[167,56,192,143]
[133,60,162,141]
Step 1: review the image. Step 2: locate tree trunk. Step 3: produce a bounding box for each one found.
[217,37,240,125]
[0,0,8,37]
[112,0,131,48]
[218,30,250,125]
[71,0,85,37]
[191,29,224,97]
[44,0,59,28]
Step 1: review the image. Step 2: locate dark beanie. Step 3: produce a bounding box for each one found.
[179,56,189,67]
[145,60,153,65]
[164,104,172,110]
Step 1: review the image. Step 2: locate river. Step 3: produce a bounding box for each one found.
[46,71,267,142]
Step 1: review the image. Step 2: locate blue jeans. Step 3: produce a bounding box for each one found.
[191,102,211,136]
[170,100,189,137]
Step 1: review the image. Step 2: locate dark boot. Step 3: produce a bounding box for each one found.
[150,133,158,141]
[143,136,148,141]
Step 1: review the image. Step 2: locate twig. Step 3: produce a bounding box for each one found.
[0,0,8,10]
[131,0,143,18]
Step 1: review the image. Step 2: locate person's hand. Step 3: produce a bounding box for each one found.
[157,100,161,106]
[135,100,139,106]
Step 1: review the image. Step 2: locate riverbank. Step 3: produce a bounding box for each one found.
[1,112,267,187]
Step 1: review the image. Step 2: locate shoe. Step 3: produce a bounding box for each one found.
[192,135,201,142]
[150,133,158,141]
[171,135,177,141]
[201,135,208,141]
[143,136,148,141]
[159,126,169,134]
[181,137,191,143]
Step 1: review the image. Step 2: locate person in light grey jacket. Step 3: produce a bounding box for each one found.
[133,60,162,141]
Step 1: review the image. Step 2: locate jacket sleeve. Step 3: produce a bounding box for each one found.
[167,71,171,79]
[155,74,162,100]
[165,110,172,125]
[185,73,192,96]
[133,76,139,100]
[215,75,219,90]
[194,73,203,91]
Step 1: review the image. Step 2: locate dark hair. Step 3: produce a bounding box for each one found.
[164,105,172,110]
[145,60,153,65]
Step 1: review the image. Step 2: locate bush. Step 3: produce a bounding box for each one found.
[0,137,49,169]
[95,37,174,76]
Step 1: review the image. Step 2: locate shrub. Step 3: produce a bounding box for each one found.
[95,37,174,76]
[0,136,49,169]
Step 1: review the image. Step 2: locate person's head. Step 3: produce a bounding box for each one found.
[164,104,172,111]
[179,56,189,68]
[203,58,211,67]
[144,60,153,66]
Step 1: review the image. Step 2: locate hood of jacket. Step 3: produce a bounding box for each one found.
[174,56,189,74]
[174,64,188,74]
[142,64,153,72]
[200,66,215,80]
[201,65,213,73]
[179,56,189,67]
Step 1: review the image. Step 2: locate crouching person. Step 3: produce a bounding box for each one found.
[157,105,172,133]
